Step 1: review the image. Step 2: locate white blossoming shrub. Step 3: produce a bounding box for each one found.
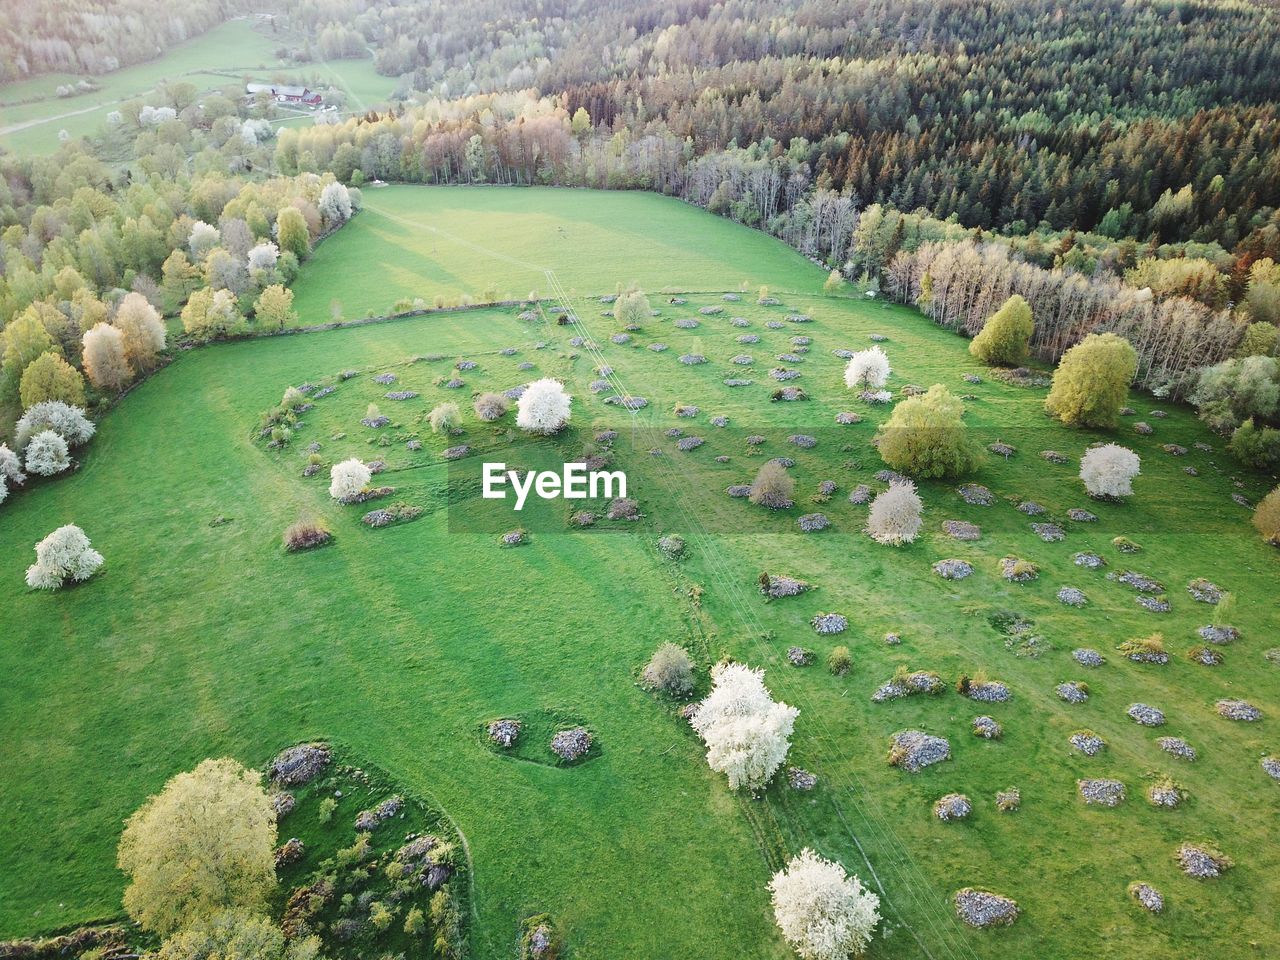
[843,347,891,391]
[25,430,71,476]
[691,662,799,791]
[319,181,353,225]
[188,220,220,260]
[15,401,95,450]
[247,241,279,273]
[0,475,7,505]
[516,378,572,435]
[329,458,372,503]
[25,524,104,590]
[1080,443,1141,499]
[0,442,25,485]
[769,849,881,960]
[865,480,923,545]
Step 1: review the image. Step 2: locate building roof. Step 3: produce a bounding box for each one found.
[245,83,313,97]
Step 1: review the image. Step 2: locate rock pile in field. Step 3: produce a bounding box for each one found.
[275,838,305,868]
[270,743,332,786]
[817,480,837,496]
[943,519,981,540]
[995,788,1020,812]
[973,716,1002,739]
[1216,699,1261,721]
[361,414,391,428]
[848,484,873,505]
[1017,501,1046,515]
[271,792,295,819]
[1134,421,1153,435]
[1128,703,1166,726]
[786,646,813,666]
[1261,757,1280,781]
[1177,843,1231,879]
[1148,780,1182,808]
[966,679,1011,702]
[873,671,945,702]
[678,354,706,365]
[1198,624,1239,644]
[373,373,398,384]
[934,559,974,580]
[788,433,817,448]
[394,835,452,889]
[1135,595,1172,613]
[787,767,818,791]
[676,436,704,451]
[1067,508,1098,522]
[835,411,862,424]
[726,484,752,498]
[1000,557,1038,582]
[1041,450,1069,464]
[1032,522,1065,542]
[934,793,972,821]
[1073,648,1105,667]
[762,574,812,598]
[954,889,1019,928]
[1130,883,1164,913]
[888,730,951,772]
[488,718,521,748]
[774,386,806,401]
[1073,552,1106,569]
[989,441,1016,459]
[1191,646,1223,666]
[798,513,830,532]
[355,795,403,831]
[1079,778,1125,806]
[551,728,592,761]
[569,510,597,527]
[1057,681,1088,703]
[1157,737,1196,761]
[1117,571,1163,593]
[1187,579,1224,603]
[1057,587,1088,607]
[811,612,848,634]
[1070,731,1106,756]
[958,484,994,505]
[442,444,470,460]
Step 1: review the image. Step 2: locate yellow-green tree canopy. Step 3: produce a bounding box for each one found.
[1045,332,1138,428]
[275,207,311,260]
[19,351,85,409]
[117,758,277,936]
[876,384,979,478]
[154,910,320,960]
[254,285,297,331]
[613,286,651,328]
[970,294,1034,365]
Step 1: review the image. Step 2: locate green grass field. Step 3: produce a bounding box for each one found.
[1,188,1277,959]
[0,20,397,155]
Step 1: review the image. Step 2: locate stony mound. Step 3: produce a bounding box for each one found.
[270,742,332,786]
[954,889,1019,928]
[888,730,951,772]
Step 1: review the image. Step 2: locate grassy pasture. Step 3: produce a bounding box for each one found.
[0,20,396,155]
[0,189,1277,959]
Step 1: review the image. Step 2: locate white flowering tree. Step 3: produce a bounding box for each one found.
[516,378,572,435]
[0,442,24,486]
[844,347,891,391]
[188,221,221,260]
[329,458,371,503]
[1080,443,1141,498]
[15,401,95,450]
[25,430,71,476]
[25,524,104,589]
[769,849,881,960]
[318,182,353,225]
[865,480,923,545]
[247,241,280,273]
[691,662,798,791]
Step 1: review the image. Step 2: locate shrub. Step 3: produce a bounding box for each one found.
[1228,418,1280,471]
[875,384,978,478]
[970,295,1033,365]
[1045,333,1138,428]
[24,523,104,589]
[282,519,332,552]
[181,287,245,340]
[516,378,572,434]
[118,758,276,935]
[692,662,799,791]
[24,430,70,476]
[430,887,465,960]
[318,181,353,225]
[429,402,462,433]
[19,352,85,409]
[317,797,337,824]
[843,346,891,391]
[1119,633,1167,660]
[473,392,508,422]
[254,284,297,330]
[641,642,695,697]
[0,443,24,486]
[81,322,133,392]
[614,286,651,328]
[828,646,852,676]
[404,906,426,937]
[14,400,95,449]
[768,848,881,960]
[153,909,317,960]
[1254,485,1280,546]
[329,458,371,502]
[750,461,796,509]
[1190,356,1279,431]
[865,481,923,545]
[1079,443,1141,498]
